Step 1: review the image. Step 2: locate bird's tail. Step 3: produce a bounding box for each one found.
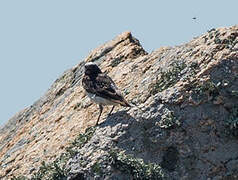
[117,98,144,112]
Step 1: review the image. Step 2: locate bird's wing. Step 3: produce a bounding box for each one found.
[95,73,121,99]
[82,73,118,96]
[82,73,130,107]
[95,74,131,107]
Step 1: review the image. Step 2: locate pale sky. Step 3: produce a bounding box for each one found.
[0,0,237,126]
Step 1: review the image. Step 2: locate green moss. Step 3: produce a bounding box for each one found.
[190,62,199,70]
[32,127,96,179]
[225,106,238,136]
[110,150,167,180]
[14,127,96,180]
[150,61,187,95]
[184,62,200,81]
[214,37,222,44]
[31,160,68,180]
[206,28,238,49]
[159,109,180,129]
[11,176,28,180]
[191,80,219,103]
[72,127,95,147]
[212,31,238,49]
[73,102,81,110]
[66,126,96,157]
[92,160,103,176]
[124,89,130,95]
[110,57,123,67]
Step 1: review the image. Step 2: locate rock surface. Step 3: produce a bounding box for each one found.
[0,26,238,179]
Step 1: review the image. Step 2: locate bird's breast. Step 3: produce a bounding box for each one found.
[86,92,117,106]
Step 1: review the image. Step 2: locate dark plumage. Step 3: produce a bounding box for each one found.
[82,62,130,125]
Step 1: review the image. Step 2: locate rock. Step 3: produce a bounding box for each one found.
[0,25,238,179]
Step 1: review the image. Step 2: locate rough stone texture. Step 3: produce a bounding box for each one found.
[0,26,238,179]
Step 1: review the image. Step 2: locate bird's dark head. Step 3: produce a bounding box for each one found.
[84,62,102,76]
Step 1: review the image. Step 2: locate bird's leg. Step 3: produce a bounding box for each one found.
[108,106,115,116]
[96,104,103,125]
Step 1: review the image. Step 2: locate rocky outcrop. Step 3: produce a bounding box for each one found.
[0,26,238,179]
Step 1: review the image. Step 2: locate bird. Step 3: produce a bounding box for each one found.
[82,62,131,125]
